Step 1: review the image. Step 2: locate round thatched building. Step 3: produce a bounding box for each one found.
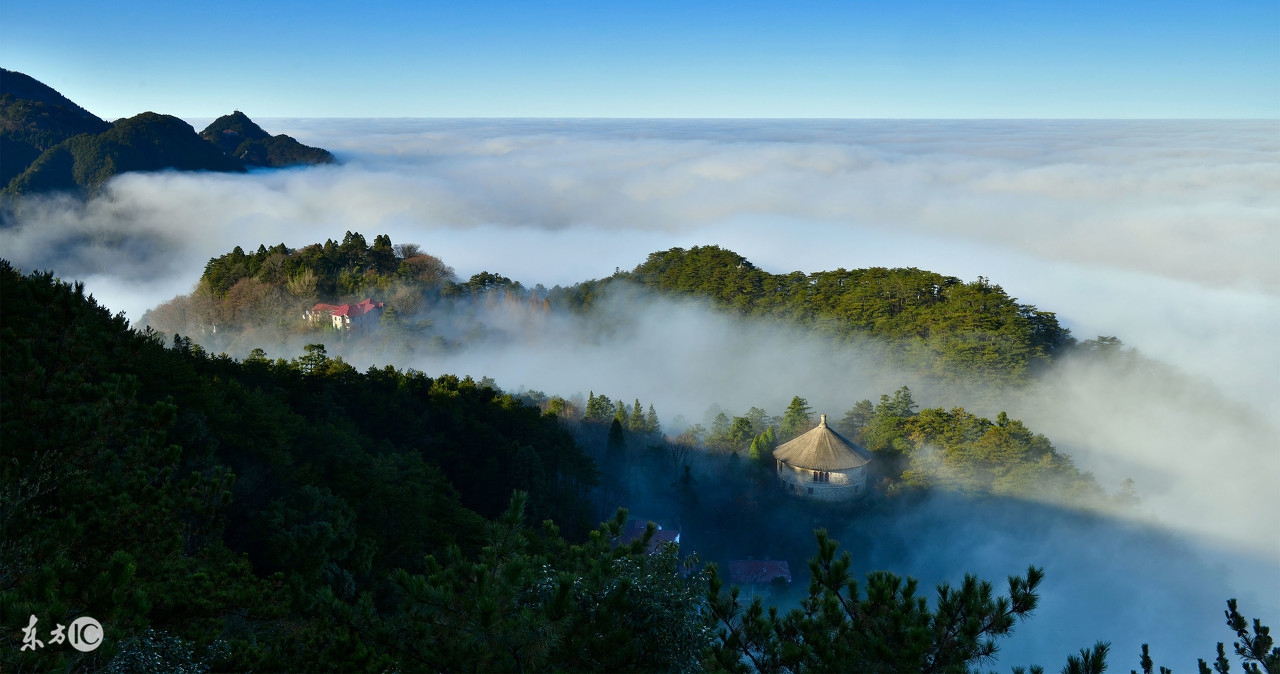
[773,414,873,501]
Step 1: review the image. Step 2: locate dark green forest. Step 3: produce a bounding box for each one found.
[4,261,1276,672]
[0,260,590,669]
[0,69,332,195]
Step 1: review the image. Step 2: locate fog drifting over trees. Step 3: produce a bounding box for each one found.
[2,119,1276,665]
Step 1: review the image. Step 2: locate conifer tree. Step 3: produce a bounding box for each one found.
[841,399,875,436]
[749,435,764,463]
[584,391,614,422]
[781,396,813,440]
[628,399,646,432]
[729,416,754,451]
[763,425,777,452]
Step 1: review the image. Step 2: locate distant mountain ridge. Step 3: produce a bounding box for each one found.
[0,68,112,187]
[0,68,334,196]
[201,110,334,167]
[0,69,103,122]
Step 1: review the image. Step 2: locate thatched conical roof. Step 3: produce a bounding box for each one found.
[772,414,872,471]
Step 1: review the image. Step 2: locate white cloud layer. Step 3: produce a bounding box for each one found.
[2,119,1276,664]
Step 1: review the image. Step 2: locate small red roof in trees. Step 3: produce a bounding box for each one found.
[727,560,791,585]
[313,299,384,317]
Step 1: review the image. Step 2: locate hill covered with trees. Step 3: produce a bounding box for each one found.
[557,246,1074,387]
[201,110,333,167]
[145,234,1076,392]
[4,112,245,194]
[0,68,111,187]
[0,69,332,196]
[1,260,591,669]
[5,260,1275,672]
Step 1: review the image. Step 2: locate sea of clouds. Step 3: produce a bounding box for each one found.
[2,119,1276,665]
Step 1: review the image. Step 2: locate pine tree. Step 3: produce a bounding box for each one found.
[585,391,615,422]
[841,399,874,436]
[628,399,646,432]
[646,404,660,434]
[748,435,764,463]
[729,416,754,451]
[704,531,1047,672]
[781,396,813,440]
[710,412,731,447]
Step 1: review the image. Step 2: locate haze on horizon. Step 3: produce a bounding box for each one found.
[5,115,1276,551]
[3,1,1277,666]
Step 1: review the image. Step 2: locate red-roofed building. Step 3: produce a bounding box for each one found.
[304,299,385,330]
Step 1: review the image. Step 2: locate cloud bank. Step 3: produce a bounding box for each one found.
[3,119,1276,413]
[2,119,1276,666]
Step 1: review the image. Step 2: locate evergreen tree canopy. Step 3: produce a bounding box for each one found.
[0,259,596,671]
[550,245,1075,387]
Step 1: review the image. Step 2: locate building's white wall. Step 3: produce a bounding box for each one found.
[775,461,867,501]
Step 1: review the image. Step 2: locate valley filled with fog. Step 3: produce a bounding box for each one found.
[3,119,1276,665]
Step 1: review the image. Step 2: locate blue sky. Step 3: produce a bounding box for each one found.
[2,0,1276,119]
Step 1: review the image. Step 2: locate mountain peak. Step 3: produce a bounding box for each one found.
[0,68,104,124]
[201,111,271,153]
[3,72,334,196]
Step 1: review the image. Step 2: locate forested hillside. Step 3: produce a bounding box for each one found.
[146,234,1074,390]
[555,246,1074,386]
[5,112,245,194]
[0,68,111,187]
[1,260,592,669]
[0,260,1071,671]
[5,261,1274,671]
[201,110,333,167]
[148,233,1117,511]
[0,69,332,195]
